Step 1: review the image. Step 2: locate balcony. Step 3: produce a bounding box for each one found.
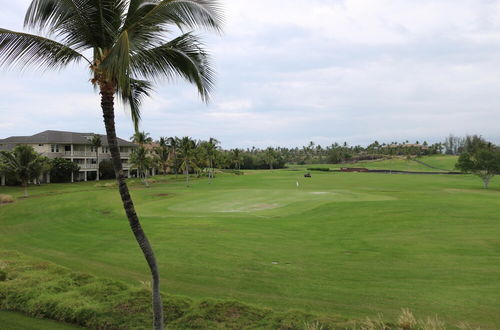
[60,151,130,158]
[65,151,95,157]
[76,164,98,169]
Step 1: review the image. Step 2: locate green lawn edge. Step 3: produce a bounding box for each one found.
[0,250,353,329]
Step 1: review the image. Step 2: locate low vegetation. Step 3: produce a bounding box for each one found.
[0,194,14,204]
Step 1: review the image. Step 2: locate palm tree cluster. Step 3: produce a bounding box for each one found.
[129,135,221,186]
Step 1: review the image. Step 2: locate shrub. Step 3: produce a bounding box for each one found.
[0,194,14,204]
[99,160,116,180]
[50,158,80,183]
[307,167,330,172]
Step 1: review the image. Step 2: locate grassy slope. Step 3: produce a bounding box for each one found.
[0,159,498,327]
[0,310,81,329]
[290,155,459,172]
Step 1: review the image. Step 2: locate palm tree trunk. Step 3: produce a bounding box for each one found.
[96,151,100,181]
[100,85,164,330]
[209,159,213,183]
[23,180,28,198]
[174,155,178,179]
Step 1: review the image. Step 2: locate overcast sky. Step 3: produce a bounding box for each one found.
[1,0,500,148]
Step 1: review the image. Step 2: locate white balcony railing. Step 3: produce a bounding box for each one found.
[76,164,98,169]
[60,151,131,158]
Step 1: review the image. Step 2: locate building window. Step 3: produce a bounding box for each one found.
[51,144,59,152]
[102,147,109,153]
[91,159,97,164]
[65,145,71,152]
[38,144,43,146]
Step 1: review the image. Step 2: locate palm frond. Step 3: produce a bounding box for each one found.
[123,0,223,49]
[25,0,129,50]
[89,0,128,48]
[101,30,131,87]
[24,0,97,50]
[131,32,214,102]
[120,79,153,131]
[0,28,87,71]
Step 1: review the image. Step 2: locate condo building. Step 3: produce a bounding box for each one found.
[0,130,137,185]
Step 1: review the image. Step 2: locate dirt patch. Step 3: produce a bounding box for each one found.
[309,191,329,195]
[0,194,14,204]
[154,193,169,197]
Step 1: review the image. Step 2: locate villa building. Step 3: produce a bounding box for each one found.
[0,130,137,185]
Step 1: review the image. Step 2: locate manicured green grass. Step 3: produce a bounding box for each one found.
[289,155,459,172]
[0,310,81,329]
[0,160,498,328]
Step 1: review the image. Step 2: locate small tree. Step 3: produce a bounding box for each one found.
[130,146,152,187]
[456,148,500,188]
[50,158,80,183]
[99,160,116,180]
[178,137,197,186]
[0,145,48,197]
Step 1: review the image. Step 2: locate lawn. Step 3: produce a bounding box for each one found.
[290,155,458,172]
[0,158,498,327]
[0,310,81,329]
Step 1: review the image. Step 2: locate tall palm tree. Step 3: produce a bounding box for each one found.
[231,148,243,171]
[167,136,179,178]
[0,145,50,197]
[88,134,102,181]
[155,137,170,175]
[130,146,152,186]
[0,2,222,328]
[264,147,276,170]
[178,136,197,186]
[205,137,219,181]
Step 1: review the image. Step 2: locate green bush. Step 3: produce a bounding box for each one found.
[50,158,79,183]
[99,160,116,180]
[306,167,330,172]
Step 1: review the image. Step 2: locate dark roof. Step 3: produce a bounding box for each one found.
[0,130,137,148]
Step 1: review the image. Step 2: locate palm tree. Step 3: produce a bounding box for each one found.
[0,145,50,197]
[178,136,197,186]
[200,137,219,182]
[155,137,170,175]
[88,134,102,181]
[167,137,179,178]
[0,2,222,328]
[131,131,153,146]
[231,148,243,171]
[130,146,152,186]
[264,147,276,170]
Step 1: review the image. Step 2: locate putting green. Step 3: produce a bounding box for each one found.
[139,189,395,215]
